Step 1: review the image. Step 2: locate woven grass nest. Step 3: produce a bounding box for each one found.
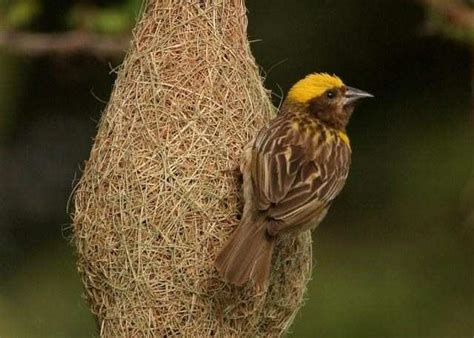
[72,0,312,336]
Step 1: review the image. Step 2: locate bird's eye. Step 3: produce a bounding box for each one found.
[326,90,335,99]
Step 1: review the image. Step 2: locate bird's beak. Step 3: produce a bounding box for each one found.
[343,86,374,105]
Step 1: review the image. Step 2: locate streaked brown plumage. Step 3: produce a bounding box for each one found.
[215,73,373,289]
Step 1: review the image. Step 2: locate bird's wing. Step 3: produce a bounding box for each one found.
[251,116,304,210]
[251,117,351,231]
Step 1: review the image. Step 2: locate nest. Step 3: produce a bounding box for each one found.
[72,0,312,336]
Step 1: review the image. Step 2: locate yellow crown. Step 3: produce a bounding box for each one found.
[287,73,344,103]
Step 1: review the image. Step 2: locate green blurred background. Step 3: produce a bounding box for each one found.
[0,0,473,337]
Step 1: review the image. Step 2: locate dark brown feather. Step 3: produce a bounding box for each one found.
[214,213,275,289]
[251,111,351,234]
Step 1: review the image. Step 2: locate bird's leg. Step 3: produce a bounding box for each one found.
[266,219,284,237]
[222,163,241,178]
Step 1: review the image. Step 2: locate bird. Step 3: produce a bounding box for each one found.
[214,72,373,289]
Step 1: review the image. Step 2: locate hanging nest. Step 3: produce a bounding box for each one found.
[72,0,312,336]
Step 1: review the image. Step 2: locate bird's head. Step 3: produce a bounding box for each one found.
[284,73,373,130]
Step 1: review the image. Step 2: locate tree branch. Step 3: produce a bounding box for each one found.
[0,31,130,57]
[420,0,474,30]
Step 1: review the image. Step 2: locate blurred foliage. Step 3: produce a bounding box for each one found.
[0,0,41,29]
[0,242,95,337]
[0,0,142,33]
[67,2,139,35]
[419,0,474,46]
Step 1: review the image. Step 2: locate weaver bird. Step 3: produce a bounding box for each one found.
[214,73,373,289]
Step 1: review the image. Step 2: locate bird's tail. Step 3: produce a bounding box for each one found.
[214,214,275,289]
